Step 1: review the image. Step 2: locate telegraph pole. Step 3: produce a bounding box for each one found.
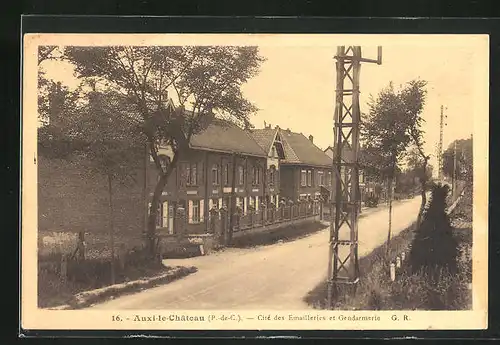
[327,46,382,309]
[437,105,448,181]
[438,106,444,181]
[452,140,457,200]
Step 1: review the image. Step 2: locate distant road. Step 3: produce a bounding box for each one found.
[88,197,422,310]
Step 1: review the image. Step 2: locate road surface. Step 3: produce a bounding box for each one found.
[88,197,422,310]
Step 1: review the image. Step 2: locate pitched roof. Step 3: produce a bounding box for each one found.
[250,127,278,155]
[190,120,267,157]
[279,129,332,167]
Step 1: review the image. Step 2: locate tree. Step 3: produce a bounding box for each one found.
[64,46,265,257]
[409,183,458,283]
[443,137,473,183]
[361,82,416,256]
[71,88,145,282]
[400,79,429,227]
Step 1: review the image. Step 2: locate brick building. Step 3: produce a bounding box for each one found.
[148,119,271,235]
[38,120,329,238]
[324,145,384,203]
[38,155,146,235]
[251,125,333,203]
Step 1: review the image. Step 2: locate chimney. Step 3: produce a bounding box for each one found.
[309,135,314,143]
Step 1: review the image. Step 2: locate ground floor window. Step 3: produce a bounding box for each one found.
[193,201,200,223]
[188,199,204,224]
[250,196,256,210]
[155,203,163,228]
[241,197,246,214]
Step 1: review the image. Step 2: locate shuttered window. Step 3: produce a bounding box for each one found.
[301,170,307,186]
[188,199,204,224]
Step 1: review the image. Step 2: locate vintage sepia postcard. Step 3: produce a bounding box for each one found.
[21,33,488,331]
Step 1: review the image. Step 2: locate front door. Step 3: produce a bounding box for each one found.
[168,205,174,234]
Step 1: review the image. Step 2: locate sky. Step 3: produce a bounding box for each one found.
[39,35,487,175]
[241,44,479,172]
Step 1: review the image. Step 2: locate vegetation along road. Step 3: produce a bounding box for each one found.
[88,196,422,310]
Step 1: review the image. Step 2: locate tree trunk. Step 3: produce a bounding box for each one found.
[147,152,179,258]
[227,153,238,246]
[416,159,428,228]
[107,173,116,285]
[386,176,393,257]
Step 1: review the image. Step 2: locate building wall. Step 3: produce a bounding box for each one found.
[147,148,269,234]
[280,165,331,201]
[38,155,145,235]
[39,148,277,238]
[279,166,296,201]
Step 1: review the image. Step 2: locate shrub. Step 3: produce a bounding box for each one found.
[409,184,458,279]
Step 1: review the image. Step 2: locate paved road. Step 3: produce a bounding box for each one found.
[88,197,422,310]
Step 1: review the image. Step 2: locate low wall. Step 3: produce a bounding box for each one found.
[158,234,216,257]
[232,215,321,239]
[38,231,145,259]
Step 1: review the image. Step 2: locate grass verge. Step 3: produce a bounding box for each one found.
[229,220,327,249]
[304,223,472,310]
[39,262,197,309]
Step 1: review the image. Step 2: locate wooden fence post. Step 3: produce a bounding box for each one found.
[60,254,68,284]
[396,256,402,268]
[77,231,86,261]
[390,262,396,281]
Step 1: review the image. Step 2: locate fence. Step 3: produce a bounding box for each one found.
[207,200,322,236]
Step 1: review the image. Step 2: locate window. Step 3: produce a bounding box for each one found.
[252,166,261,185]
[224,163,230,186]
[307,170,313,187]
[318,171,324,186]
[155,203,162,228]
[186,163,197,186]
[271,146,276,157]
[238,165,245,185]
[212,164,219,185]
[157,156,170,182]
[301,170,307,187]
[269,166,276,186]
[211,198,219,209]
[241,197,246,214]
[192,200,200,223]
[328,172,332,186]
[159,155,168,170]
[274,142,285,159]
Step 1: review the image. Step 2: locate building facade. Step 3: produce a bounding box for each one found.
[251,125,333,203]
[39,118,329,238]
[324,145,385,204]
[149,120,276,235]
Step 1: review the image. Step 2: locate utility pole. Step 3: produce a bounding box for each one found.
[228,152,238,245]
[452,140,457,200]
[437,105,448,181]
[326,46,382,309]
[438,106,444,181]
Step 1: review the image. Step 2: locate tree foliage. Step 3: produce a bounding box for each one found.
[409,183,458,278]
[361,79,428,255]
[442,138,473,182]
[62,45,265,254]
[361,82,414,178]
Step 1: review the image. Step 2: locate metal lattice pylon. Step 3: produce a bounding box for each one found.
[327,46,381,309]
